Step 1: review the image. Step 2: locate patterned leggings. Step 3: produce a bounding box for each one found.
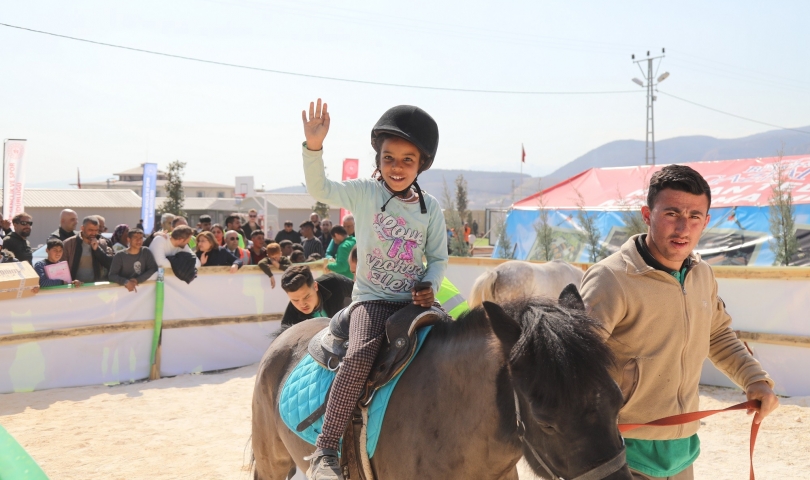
[315,300,443,451]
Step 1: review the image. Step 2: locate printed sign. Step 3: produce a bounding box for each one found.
[340,158,359,223]
[2,139,27,221]
[141,163,158,234]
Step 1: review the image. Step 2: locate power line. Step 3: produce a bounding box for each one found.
[657,90,810,135]
[0,22,642,95]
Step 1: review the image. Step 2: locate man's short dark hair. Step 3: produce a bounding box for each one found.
[306,253,322,261]
[251,229,265,238]
[284,220,293,226]
[12,212,31,224]
[299,220,315,230]
[291,243,304,252]
[279,239,293,248]
[225,214,240,226]
[199,214,212,223]
[291,251,306,263]
[281,264,315,292]
[128,228,145,238]
[647,165,712,210]
[331,225,347,236]
[171,225,194,240]
[82,216,99,226]
[171,216,188,228]
[46,238,63,250]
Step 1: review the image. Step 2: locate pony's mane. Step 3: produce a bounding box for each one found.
[504,297,616,409]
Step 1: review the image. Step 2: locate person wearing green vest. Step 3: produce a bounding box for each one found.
[436,276,468,320]
[325,225,356,280]
[580,165,778,479]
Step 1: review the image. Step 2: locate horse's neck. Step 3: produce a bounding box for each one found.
[421,320,521,462]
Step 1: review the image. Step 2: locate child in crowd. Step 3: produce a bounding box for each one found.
[300,99,448,479]
[257,242,291,288]
[324,225,355,280]
[290,251,306,264]
[34,238,82,287]
[108,229,159,291]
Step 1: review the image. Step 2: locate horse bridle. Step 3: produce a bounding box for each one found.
[513,391,627,480]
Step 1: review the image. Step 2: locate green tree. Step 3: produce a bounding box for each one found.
[615,187,647,237]
[769,150,798,266]
[455,174,469,227]
[575,190,608,263]
[312,201,330,219]
[495,212,516,259]
[533,189,555,261]
[442,179,468,256]
[157,160,186,217]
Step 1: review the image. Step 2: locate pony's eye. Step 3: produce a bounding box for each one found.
[537,422,557,434]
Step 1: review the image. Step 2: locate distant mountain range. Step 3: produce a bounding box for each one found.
[273,127,810,210]
[269,170,533,210]
[31,126,810,211]
[545,125,810,181]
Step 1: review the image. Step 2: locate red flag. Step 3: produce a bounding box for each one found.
[340,159,359,223]
[521,144,526,163]
[342,158,359,181]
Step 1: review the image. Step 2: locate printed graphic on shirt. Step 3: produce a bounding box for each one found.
[134,261,142,275]
[366,213,425,293]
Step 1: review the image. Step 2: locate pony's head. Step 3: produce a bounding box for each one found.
[483,285,631,480]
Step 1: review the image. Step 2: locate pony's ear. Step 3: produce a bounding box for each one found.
[483,301,521,359]
[558,283,585,311]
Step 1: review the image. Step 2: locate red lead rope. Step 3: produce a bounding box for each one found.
[618,400,761,480]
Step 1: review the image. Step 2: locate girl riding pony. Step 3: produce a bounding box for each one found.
[301,99,448,480]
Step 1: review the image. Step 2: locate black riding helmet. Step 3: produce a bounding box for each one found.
[371,105,439,214]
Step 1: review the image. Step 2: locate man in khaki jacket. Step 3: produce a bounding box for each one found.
[581,165,779,480]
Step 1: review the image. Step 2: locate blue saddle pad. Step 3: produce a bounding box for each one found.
[279,326,432,458]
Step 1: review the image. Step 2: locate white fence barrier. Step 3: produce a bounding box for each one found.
[2,260,809,396]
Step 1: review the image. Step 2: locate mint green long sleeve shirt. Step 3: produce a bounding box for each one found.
[303,146,448,302]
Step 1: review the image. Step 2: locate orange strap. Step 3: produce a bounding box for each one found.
[619,400,760,480]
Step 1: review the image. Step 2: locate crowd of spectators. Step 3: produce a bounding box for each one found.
[1,209,357,296]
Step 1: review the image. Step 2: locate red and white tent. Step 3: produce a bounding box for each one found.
[514,154,810,210]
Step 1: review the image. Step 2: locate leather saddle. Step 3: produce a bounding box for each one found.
[307,303,446,397]
[300,304,446,480]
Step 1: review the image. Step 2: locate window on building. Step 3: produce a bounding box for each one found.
[197,191,204,197]
[217,192,224,198]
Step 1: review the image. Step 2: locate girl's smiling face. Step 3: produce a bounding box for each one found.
[379,136,423,191]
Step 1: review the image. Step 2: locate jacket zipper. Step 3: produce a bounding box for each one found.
[677,277,689,438]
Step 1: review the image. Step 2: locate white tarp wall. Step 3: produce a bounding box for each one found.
[445,259,810,397]
[2,260,809,396]
[0,266,317,394]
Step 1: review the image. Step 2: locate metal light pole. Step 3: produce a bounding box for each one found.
[631,49,670,165]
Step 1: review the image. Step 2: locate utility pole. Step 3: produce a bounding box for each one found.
[631,49,670,165]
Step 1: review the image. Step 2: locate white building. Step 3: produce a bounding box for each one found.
[0,189,142,248]
[79,165,235,199]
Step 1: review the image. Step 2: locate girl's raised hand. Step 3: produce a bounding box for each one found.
[302,98,330,151]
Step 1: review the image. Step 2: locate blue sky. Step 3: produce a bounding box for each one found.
[1,0,809,191]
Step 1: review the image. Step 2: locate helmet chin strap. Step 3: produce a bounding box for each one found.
[380,177,428,214]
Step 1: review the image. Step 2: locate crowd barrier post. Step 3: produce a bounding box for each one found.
[149,268,165,381]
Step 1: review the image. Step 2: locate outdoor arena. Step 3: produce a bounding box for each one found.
[2,258,810,479]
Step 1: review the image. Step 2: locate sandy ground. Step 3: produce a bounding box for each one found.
[1,365,808,480]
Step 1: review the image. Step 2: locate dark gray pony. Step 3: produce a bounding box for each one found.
[252,287,632,480]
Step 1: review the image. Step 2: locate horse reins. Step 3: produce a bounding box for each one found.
[619,400,761,480]
[514,391,761,480]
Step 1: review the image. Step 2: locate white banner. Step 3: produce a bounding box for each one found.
[2,139,27,220]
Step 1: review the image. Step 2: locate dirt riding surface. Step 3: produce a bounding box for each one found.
[1,365,807,480]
